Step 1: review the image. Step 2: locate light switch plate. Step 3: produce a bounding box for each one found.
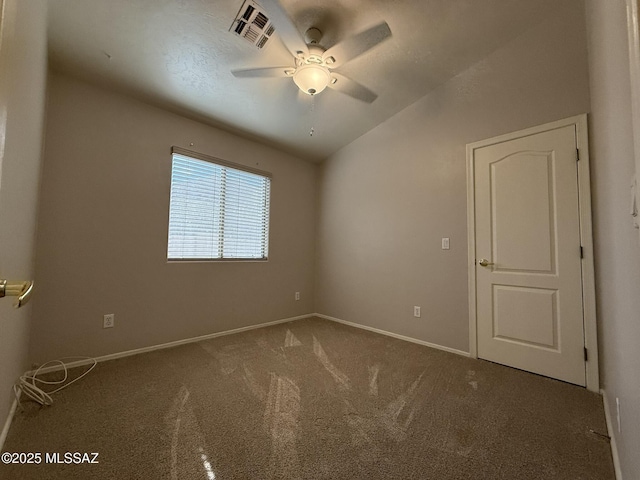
[442,237,450,250]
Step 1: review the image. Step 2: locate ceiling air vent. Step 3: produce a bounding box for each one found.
[230,0,275,50]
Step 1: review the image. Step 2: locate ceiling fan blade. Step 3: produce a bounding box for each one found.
[231,67,293,78]
[328,73,377,103]
[323,22,392,68]
[259,0,309,58]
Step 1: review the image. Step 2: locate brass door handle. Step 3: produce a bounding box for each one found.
[0,279,34,308]
[478,259,495,267]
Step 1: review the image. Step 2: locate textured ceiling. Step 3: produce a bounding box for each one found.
[48,0,561,161]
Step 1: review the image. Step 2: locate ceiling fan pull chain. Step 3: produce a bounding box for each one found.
[309,98,316,137]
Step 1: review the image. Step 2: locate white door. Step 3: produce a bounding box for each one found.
[0,0,47,430]
[473,124,586,386]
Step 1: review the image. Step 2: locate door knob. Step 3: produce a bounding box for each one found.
[0,279,34,308]
[478,259,494,267]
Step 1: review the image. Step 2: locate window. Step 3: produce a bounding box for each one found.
[167,147,271,260]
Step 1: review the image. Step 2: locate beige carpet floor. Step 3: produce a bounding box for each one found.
[1,316,614,479]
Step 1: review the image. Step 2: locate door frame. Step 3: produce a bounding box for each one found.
[626,0,640,239]
[465,114,599,392]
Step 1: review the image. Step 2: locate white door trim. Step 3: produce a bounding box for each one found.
[466,114,599,392]
[626,0,640,240]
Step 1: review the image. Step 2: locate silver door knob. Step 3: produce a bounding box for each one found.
[478,259,495,267]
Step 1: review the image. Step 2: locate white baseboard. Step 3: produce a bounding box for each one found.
[0,394,20,453]
[315,313,470,358]
[601,389,623,480]
[33,313,470,376]
[31,314,314,375]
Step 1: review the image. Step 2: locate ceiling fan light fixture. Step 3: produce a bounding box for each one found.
[293,64,331,95]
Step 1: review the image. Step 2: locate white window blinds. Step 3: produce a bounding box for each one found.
[167,150,271,260]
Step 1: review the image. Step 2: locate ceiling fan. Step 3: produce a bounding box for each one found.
[231,0,392,103]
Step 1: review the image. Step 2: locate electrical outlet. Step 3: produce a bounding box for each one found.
[616,397,621,433]
[414,306,421,318]
[442,237,450,250]
[103,314,115,329]
[295,292,300,301]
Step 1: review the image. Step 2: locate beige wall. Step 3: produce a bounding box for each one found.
[7,2,640,474]
[0,0,47,428]
[316,1,591,352]
[585,0,640,477]
[30,73,317,362]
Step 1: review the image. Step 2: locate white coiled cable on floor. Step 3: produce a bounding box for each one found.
[14,357,97,406]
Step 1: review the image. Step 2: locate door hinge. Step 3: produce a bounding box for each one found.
[580,246,584,258]
[576,148,580,161]
[584,347,588,361]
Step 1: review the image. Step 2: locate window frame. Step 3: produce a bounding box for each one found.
[167,146,272,263]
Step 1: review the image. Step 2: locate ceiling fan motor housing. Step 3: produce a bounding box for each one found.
[304,27,323,45]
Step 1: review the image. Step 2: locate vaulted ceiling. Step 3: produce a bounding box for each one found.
[48,0,561,161]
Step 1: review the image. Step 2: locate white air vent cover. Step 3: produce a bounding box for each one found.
[230,0,275,49]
